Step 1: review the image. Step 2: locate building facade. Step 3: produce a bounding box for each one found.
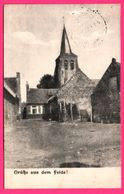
[4,72,21,127]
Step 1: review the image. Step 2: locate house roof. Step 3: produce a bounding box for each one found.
[92,58,120,95]
[4,80,16,98]
[4,77,17,94]
[57,68,96,103]
[27,68,99,105]
[27,88,58,104]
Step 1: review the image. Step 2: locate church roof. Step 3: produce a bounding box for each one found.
[57,68,96,103]
[60,25,72,55]
[56,25,77,58]
[27,88,58,104]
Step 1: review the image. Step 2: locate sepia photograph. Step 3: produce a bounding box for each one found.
[4,3,121,188]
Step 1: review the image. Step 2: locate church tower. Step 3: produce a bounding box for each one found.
[54,25,78,87]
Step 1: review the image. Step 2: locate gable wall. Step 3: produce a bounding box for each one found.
[4,88,19,128]
[91,62,120,123]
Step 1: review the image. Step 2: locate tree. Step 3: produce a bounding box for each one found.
[37,74,56,89]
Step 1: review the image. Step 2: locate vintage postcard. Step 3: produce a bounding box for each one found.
[3,3,121,188]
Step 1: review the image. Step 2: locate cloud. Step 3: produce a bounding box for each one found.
[12,31,46,46]
[12,31,60,47]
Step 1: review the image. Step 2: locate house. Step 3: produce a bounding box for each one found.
[91,58,120,123]
[26,82,58,119]
[4,72,21,127]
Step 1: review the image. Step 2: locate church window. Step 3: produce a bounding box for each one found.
[70,60,74,70]
[64,60,68,70]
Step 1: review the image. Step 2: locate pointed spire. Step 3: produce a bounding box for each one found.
[62,16,65,27]
[60,24,72,55]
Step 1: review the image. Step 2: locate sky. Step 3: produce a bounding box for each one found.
[4,4,120,101]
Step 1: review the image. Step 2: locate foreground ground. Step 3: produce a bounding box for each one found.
[4,120,120,168]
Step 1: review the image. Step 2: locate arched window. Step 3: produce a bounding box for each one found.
[70,60,74,70]
[64,60,68,70]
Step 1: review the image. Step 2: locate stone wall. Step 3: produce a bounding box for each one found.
[91,59,120,123]
[91,91,120,123]
[55,54,78,87]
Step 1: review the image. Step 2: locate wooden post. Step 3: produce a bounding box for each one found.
[59,102,62,121]
[64,101,67,121]
[90,108,92,122]
[78,108,81,121]
[49,104,51,113]
[70,103,73,121]
[60,102,62,112]
[90,101,93,122]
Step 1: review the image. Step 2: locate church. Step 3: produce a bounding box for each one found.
[26,25,97,121]
[26,25,120,123]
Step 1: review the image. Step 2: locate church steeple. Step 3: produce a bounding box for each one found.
[54,24,78,87]
[60,25,72,55]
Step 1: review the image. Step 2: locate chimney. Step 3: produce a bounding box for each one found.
[112,58,116,63]
[26,81,29,102]
[16,72,21,101]
[16,72,21,116]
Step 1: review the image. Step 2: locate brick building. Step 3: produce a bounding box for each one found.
[91,58,120,123]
